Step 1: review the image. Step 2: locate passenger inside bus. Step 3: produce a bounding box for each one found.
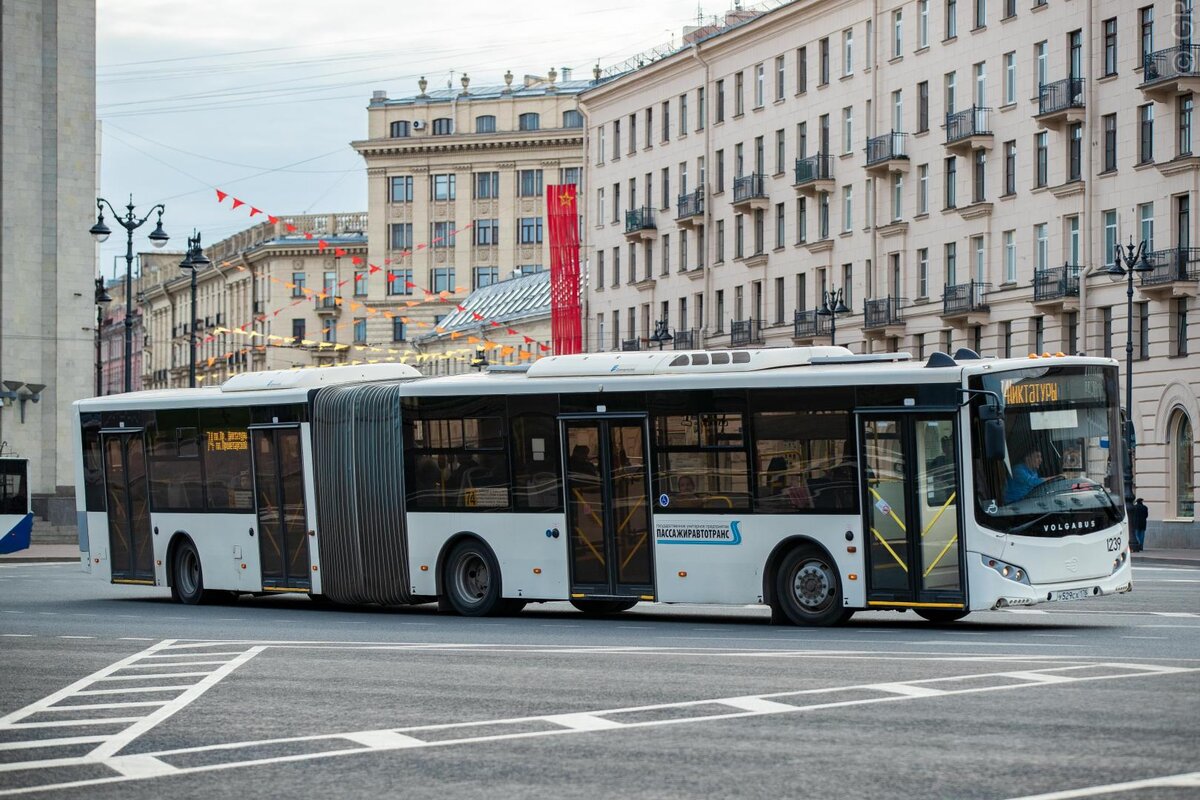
[569,445,597,476]
[1005,449,1054,503]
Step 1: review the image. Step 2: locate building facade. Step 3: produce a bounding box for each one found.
[581,0,1200,545]
[351,70,586,351]
[1,0,96,523]
[97,276,144,395]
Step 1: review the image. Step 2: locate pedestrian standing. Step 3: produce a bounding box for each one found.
[1131,498,1149,552]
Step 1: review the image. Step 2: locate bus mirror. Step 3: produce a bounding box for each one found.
[977,404,1006,460]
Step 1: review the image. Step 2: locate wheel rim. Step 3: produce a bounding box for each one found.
[453,552,489,607]
[791,559,835,612]
[179,548,200,597]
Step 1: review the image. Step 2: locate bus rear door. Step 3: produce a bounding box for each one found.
[560,416,655,601]
[101,430,154,584]
[250,426,311,592]
[859,415,966,611]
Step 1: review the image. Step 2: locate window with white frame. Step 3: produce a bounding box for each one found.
[843,28,854,75]
[1035,222,1048,270]
[1103,210,1118,267]
[842,185,853,232]
[1003,230,1016,282]
[893,10,903,58]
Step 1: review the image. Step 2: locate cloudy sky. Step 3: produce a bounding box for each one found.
[95,0,722,275]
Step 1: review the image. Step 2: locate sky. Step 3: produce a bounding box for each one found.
[95,0,726,278]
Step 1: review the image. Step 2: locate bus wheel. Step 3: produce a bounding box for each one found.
[915,608,969,624]
[443,539,502,617]
[569,599,638,615]
[170,538,211,606]
[774,545,850,627]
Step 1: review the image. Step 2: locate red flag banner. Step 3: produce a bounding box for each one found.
[546,184,582,355]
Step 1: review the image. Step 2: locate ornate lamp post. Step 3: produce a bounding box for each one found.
[89,197,167,392]
[648,318,673,350]
[179,232,210,388]
[816,287,850,347]
[1106,237,1154,519]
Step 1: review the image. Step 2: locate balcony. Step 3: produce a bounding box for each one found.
[941,281,991,326]
[1035,78,1085,129]
[673,328,700,350]
[865,132,909,174]
[624,207,657,241]
[1031,264,1081,310]
[620,338,641,352]
[792,309,830,342]
[314,295,341,315]
[730,318,764,347]
[732,173,770,212]
[1139,247,1200,298]
[794,154,835,195]
[863,297,906,335]
[944,106,993,152]
[676,190,705,228]
[1141,46,1200,100]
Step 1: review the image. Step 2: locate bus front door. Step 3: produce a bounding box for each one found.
[251,427,311,591]
[102,431,154,584]
[860,416,965,610]
[561,417,655,601]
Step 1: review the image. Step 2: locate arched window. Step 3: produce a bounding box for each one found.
[1173,410,1195,518]
[389,120,411,138]
[475,115,497,134]
[562,109,584,128]
[518,112,541,131]
[431,118,453,135]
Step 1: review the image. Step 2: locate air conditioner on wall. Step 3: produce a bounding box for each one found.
[412,119,426,130]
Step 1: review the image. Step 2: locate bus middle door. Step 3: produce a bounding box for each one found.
[860,414,966,611]
[250,426,311,592]
[101,429,154,584]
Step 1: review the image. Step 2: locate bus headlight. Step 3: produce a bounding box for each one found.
[982,554,1032,585]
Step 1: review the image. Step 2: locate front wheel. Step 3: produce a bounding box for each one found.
[443,539,503,616]
[773,545,852,626]
[569,599,638,615]
[915,608,970,624]
[170,538,213,605]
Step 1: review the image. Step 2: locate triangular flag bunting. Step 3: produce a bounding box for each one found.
[268,215,279,224]
[231,198,245,209]
[249,207,262,217]
[215,189,228,203]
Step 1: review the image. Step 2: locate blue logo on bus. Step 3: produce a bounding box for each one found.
[655,520,742,546]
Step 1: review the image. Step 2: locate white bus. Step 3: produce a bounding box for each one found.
[72,346,1132,625]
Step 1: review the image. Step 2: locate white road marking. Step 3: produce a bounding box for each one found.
[1001,770,1200,799]
[0,634,32,638]
[105,755,177,779]
[1120,636,1167,640]
[720,696,802,713]
[872,683,946,697]
[340,731,424,749]
[1152,611,1200,617]
[1003,609,1048,615]
[545,713,625,731]
[58,636,94,640]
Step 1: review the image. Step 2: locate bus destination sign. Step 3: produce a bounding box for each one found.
[206,430,249,452]
[1004,381,1059,406]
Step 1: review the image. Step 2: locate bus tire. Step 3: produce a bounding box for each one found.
[569,599,638,615]
[170,537,213,606]
[773,544,850,627]
[443,539,502,617]
[915,608,969,624]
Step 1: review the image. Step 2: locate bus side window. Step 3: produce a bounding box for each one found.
[510,410,561,511]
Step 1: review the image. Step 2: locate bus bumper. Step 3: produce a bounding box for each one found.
[969,552,1133,611]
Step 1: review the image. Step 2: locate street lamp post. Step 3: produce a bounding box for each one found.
[1107,237,1154,519]
[89,197,168,392]
[179,233,210,389]
[648,318,673,350]
[816,288,850,347]
[94,278,112,396]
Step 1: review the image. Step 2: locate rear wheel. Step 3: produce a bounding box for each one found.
[773,545,852,627]
[443,539,502,617]
[915,608,969,624]
[170,538,213,605]
[569,599,638,615]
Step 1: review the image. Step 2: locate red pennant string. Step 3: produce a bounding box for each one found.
[249,207,262,217]
[216,189,228,203]
[231,198,244,210]
[268,215,279,224]
[285,223,297,232]
[317,240,328,251]
[352,256,363,265]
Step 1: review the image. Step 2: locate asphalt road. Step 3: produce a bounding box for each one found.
[1,560,1197,799]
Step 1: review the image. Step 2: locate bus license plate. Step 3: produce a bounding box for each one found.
[1050,588,1091,602]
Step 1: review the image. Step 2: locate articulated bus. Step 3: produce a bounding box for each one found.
[72,346,1132,625]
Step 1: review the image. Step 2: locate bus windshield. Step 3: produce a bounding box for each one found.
[970,365,1124,537]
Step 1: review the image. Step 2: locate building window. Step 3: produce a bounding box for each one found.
[661,101,671,142]
[1102,114,1118,172]
[735,71,745,116]
[680,93,689,134]
[917,81,929,132]
[518,112,540,131]
[432,173,456,201]
[892,173,904,221]
[1140,6,1155,63]
[390,176,414,202]
[322,319,336,343]
[1034,132,1048,187]
[1104,209,1118,267]
[917,164,929,214]
[431,221,456,248]
[431,118,453,135]
[893,9,904,58]
[661,234,670,276]
[519,169,544,197]
[918,247,929,297]
[1033,316,1044,354]
[387,269,413,296]
[842,106,853,154]
[819,38,830,85]
[1101,307,1113,357]
[945,242,958,285]
[697,87,706,130]
[842,185,853,232]
[353,318,367,343]
[390,120,411,138]
[292,318,305,341]
[818,192,830,239]
[1138,301,1150,359]
[775,55,786,101]
[1068,122,1083,182]
[735,214,745,258]
[944,156,957,209]
[1063,311,1077,353]
[353,271,367,296]
[473,266,498,289]
[796,197,807,243]
[519,217,543,245]
[1035,222,1048,269]
[432,268,456,294]
[775,129,785,174]
[562,109,583,128]
[973,150,986,203]
[475,115,497,133]
[1174,298,1191,356]
[754,62,765,107]
[1103,18,1118,76]
[475,219,499,246]
[392,318,406,342]
[389,223,413,251]
[1003,229,1016,282]
[918,0,929,48]
[1001,320,1012,357]
[843,28,854,76]
[1140,202,1155,249]
[1139,104,1155,163]
[1003,52,1016,105]
[1173,411,1195,518]
[1181,94,1195,156]
[715,79,725,122]
[291,272,306,297]
[1002,140,1016,195]
[775,202,786,248]
[797,47,808,93]
[973,0,986,29]
[716,219,725,262]
[473,171,499,200]
[945,0,958,39]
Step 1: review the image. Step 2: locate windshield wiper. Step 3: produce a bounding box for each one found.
[1009,513,1055,535]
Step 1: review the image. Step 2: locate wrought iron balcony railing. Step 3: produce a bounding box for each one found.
[1037,78,1085,116]
[1032,264,1081,302]
[866,132,908,166]
[733,173,768,203]
[942,281,991,316]
[672,328,699,350]
[793,309,829,338]
[863,297,905,329]
[1141,247,1200,286]
[730,318,764,347]
[1143,45,1200,85]
[624,207,656,234]
[676,190,704,220]
[794,154,833,185]
[945,106,992,144]
[620,338,641,351]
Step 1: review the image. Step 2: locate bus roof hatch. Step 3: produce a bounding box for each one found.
[220,363,421,392]
[525,346,853,377]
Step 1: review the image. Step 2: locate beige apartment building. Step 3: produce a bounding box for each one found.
[581,0,1200,545]
[351,71,586,351]
[134,214,368,389]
